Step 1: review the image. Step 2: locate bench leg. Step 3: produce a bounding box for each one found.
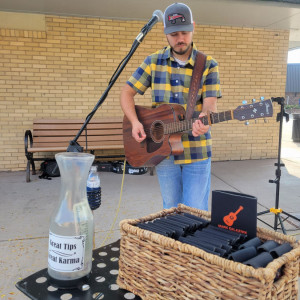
[31,158,36,175]
[26,160,31,182]
[26,153,36,182]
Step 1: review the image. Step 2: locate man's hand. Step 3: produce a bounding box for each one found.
[132,120,146,142]
[192,112,210,137]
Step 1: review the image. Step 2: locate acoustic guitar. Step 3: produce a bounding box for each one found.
[123,99,273,167]
[223,206,244,227]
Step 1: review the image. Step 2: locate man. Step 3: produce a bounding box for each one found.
[120,3,221,210]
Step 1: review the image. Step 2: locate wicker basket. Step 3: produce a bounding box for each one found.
[117,204,300,300]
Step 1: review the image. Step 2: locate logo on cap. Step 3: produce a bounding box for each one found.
[168,13,185,24]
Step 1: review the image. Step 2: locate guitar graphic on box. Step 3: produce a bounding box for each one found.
[223,206,244,227]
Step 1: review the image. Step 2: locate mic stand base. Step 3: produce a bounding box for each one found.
[67,141,84,153]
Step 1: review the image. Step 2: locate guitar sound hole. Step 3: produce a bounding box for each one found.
[150,121,164,143]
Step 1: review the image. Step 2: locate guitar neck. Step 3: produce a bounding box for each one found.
[164,110,234,134]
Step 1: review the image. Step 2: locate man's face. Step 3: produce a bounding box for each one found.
[166,31,193,56]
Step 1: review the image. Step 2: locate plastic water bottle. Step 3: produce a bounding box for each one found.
[87,165,101,210]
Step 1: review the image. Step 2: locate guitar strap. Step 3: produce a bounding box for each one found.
[185,51,207,120]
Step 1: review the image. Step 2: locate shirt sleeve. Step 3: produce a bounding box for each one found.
[127,56,152,95]
[201,57,222,99]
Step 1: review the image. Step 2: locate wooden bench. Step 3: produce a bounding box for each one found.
[24,118,124,182]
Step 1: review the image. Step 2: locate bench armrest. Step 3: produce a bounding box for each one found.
[24,130,33,157]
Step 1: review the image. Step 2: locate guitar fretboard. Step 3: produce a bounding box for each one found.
[164,110,233,134]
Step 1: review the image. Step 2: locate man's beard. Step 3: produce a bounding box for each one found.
[171,42,192,56]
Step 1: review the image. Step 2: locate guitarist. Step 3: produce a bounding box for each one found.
[120,3,222,210]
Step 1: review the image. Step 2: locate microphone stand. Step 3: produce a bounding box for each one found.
[67,23,153,152]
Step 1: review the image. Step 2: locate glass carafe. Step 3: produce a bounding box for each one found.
[48,152,94,287]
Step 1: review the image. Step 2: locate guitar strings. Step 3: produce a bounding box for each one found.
[141,118,203,138]
[144,120,195,136]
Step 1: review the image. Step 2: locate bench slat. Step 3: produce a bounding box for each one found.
[33,123,123,131]
[33,135,123,143]
[28,144,124,152]
[33,118,123,124]
[31,140,124,148]
[33,129,123,137]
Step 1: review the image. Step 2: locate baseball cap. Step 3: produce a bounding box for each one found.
[163,3,194,34]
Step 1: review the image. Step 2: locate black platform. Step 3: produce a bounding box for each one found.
[16,239,140,300]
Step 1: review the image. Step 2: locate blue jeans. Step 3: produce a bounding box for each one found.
[155,156,211,210]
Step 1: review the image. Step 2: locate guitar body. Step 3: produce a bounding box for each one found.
[123,104,186,167]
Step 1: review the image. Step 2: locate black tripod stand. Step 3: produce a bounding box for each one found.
[257,97,300,234]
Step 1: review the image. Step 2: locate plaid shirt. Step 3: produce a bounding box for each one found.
[127,43,222,164]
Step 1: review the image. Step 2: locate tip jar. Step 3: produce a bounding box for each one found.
[47,152,95,288]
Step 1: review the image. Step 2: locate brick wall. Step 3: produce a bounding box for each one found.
[0,13,289,171]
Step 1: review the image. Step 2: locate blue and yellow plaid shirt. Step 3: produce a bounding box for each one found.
[127,43,222,164]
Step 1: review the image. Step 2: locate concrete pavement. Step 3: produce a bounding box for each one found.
[0,117,299,299]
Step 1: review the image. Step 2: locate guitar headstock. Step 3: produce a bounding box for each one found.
[233,99,273,121]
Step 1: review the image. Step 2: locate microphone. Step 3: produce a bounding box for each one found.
[135,10,163,43]
[147,10,164,30]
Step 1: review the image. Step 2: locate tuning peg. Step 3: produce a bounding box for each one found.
[244,121,250,125]
[252,98,256,103]
[242,100,247,105]
[260,96,264,101]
